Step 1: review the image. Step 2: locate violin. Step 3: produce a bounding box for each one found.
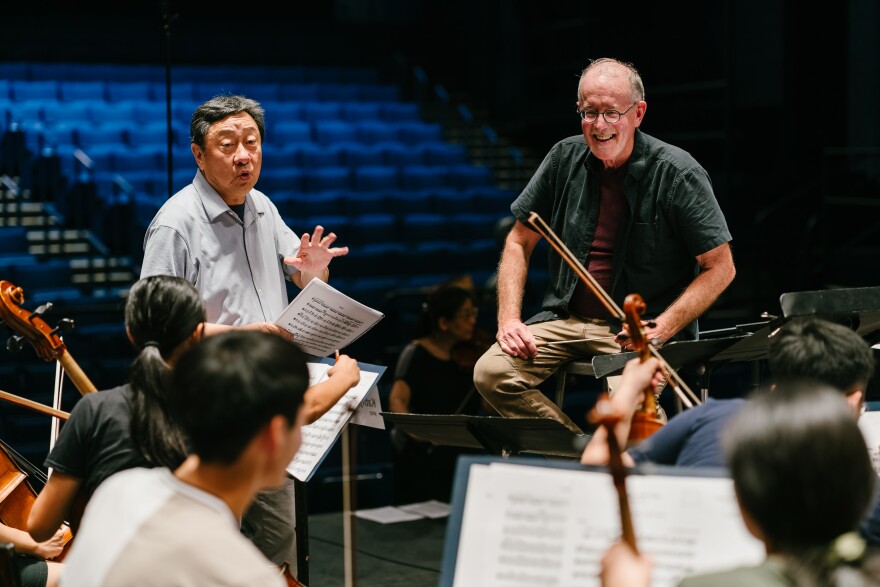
[450,327,494,369]
[525,212,701,441]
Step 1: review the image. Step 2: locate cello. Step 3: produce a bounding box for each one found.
[0,280,97,561]
[0,280,97,397]
[525,212,701,442]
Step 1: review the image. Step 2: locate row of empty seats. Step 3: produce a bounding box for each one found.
[0,62,383,85]
[0,79,401,105]
[4,99,422,127]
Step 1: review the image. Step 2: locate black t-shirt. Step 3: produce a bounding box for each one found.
[45,384,151,498]
[393,342,479,415]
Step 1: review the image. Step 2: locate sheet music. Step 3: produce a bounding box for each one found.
[286,359,385,482]
[860,412,880,474]
[273,278,383,357]
[451,462,763,587]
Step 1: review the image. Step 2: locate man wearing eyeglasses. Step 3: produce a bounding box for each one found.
[473,57,736,434]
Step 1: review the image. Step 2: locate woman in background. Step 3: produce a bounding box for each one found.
[388,282,492,504]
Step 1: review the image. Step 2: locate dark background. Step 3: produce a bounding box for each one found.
[5,0,877,318]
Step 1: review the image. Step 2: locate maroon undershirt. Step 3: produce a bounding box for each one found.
[568,164,627,319]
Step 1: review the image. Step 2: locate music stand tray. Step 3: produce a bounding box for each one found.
[380,413,585,459]
[780,286,880,343]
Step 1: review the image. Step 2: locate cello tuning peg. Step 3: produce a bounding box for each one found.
[54,318,75,334]
[33,302,53,316]
[6,334,23,353]
[760,311,778,320]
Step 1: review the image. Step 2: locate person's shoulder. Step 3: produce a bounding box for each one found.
[149,183,200,223]
[551,134,589,154]
[702,397,748,415]
[637,130,703,169]
[679,560,790,587]
[70,383,122,410]
[89,383,132,407]
[95,466,158,494]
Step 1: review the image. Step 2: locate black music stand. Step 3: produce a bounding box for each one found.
[780,286,880,344]
[590,317,785,403]
[380,413,585,459]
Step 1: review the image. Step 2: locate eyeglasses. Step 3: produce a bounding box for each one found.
[578,101,638,124]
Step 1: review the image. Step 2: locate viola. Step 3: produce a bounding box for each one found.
[280,562,307,586]
[525,212,701,440]
[588,397,638,551]
[622,294,664,443]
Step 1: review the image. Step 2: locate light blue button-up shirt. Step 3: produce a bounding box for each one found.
[140,171,300,326]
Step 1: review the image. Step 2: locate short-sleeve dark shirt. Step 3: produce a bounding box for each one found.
[393,342,479,415]
[45,384,150,498]
[510,130,733,340]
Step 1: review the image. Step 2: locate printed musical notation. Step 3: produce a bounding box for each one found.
[286,359,387,482]
[273,279,384,357]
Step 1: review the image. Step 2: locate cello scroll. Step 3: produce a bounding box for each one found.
[0,280,96,396]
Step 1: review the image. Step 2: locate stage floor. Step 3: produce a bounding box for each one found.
[306,511,447,586]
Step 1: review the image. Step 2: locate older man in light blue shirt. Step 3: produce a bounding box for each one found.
[140,94,349,574]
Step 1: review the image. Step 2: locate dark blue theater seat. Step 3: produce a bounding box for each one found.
[42,101,91,127]
[272,120,313,145]
[310,121,350,146]
[351,166,399,193]
[399,165,449,191]
[379,102,421,122]
[59,81,106,102]
[399,213,450,243]
[10,80,59,101]
[344,213,397,245]
[342,143,385,167]
[386,190,435,215]
[272,190,344,218]
[303,166,351,192]
[303,102,343,122]
[343,191,389,215]
[280,84,321,101]
[106,81,154,102]
[342,102,382,122]
[355,121,399,145]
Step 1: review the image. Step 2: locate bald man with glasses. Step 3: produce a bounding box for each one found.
[473,57,736,434]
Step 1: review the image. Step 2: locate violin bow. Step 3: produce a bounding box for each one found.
[526,212,701,408]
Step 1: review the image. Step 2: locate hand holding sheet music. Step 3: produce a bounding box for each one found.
[286,358,387,482]
[273,279,383,357]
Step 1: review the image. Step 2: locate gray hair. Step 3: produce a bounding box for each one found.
[578,57,645,102]
[190,94,265,149]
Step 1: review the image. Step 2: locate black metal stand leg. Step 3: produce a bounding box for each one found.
[293,477,309,586]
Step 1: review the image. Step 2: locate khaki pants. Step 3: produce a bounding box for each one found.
[473,316,621,434]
